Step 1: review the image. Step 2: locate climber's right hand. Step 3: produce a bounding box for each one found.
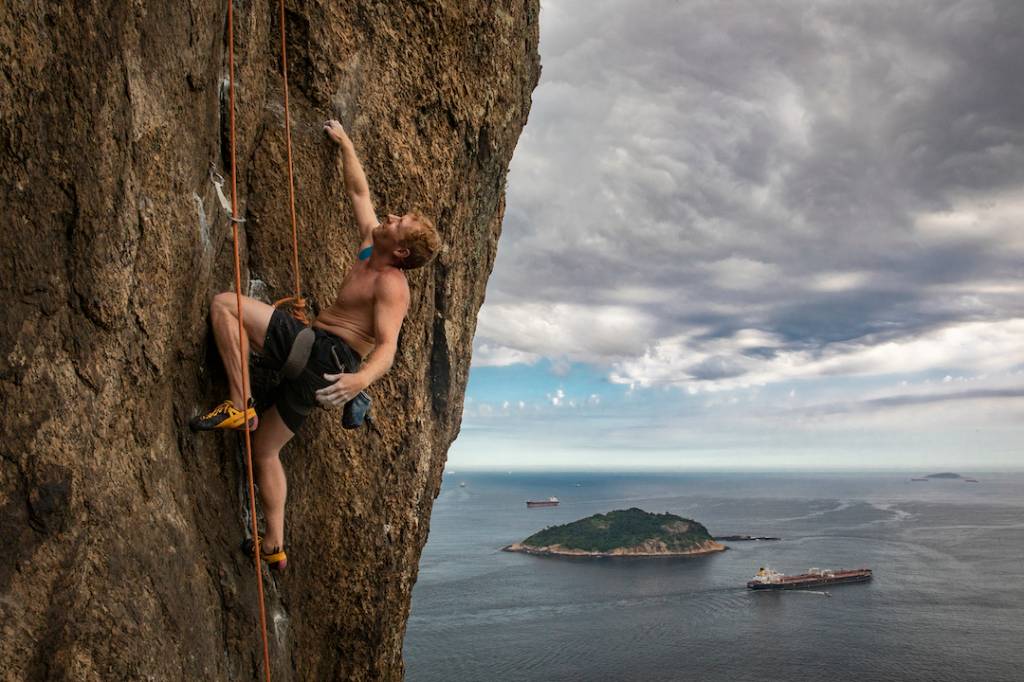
[324,119,349,145]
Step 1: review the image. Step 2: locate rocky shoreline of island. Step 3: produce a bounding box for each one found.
[713,535,781,542]
[506,508,738,559]
[502,539,727,558]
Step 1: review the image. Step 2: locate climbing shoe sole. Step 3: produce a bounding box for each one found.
[189,399,257,431]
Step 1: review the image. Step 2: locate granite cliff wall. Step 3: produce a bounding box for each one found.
[0,1,539,679]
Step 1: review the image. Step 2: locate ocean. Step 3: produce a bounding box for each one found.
[402,471,1024,682]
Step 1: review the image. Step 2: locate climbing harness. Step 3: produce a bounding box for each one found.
[272,327,371,428]
[225,0,272,679]
[281,327,315,379]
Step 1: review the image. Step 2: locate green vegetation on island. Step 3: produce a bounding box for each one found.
[506,508,725,557]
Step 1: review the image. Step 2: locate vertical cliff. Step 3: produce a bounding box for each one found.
[0,1,540,679]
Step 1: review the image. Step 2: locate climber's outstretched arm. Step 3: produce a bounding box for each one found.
[324,119,377,245]
[315,270,410,408]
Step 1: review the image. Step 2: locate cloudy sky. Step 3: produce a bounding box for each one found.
[450,0,1024,470]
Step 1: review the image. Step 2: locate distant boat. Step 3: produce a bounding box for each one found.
[459,482,466,488]
[964,478,979,483]
[910,478,929,482]
[526,497,559,508]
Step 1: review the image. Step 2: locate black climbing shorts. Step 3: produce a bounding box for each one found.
[260,309,362,433]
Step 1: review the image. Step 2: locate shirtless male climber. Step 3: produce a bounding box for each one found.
[189,119,441,571]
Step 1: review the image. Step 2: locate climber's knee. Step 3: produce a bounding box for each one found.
[252,406,295,461]
[211,291,237,322]
[211,293,275,353]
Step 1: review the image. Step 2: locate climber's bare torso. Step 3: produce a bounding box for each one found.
[313,256,397,359]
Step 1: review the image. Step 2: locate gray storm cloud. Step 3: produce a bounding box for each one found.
[475,0,1024,389]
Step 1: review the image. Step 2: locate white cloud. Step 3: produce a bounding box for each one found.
[704,256,782,291]
[912,191,1024,250]
[476,302,657,362]
[809,271,874,293]
[612,318,1024,392]
[472,343,540,368]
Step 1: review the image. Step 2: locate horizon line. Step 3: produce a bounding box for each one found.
[443,465,1024,474]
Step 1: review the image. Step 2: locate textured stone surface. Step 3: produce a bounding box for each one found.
[0,1,539,679]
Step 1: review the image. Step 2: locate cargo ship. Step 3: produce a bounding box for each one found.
[526,497,559,508]
[747,566,872,590]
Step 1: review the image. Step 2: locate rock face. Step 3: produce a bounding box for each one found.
[0,2,539,680]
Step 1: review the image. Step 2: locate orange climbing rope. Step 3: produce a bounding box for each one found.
[226,0,273,679]
[272,0,308,325]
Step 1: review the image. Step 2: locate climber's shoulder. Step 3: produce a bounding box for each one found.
[374,267,409,303]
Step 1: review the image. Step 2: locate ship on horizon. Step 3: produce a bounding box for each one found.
[526,497,559,508]
[747,566,872,590]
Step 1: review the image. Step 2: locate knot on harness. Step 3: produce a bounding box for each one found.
[273,295,309,325]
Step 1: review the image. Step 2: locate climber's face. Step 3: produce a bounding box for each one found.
[373,213,413,260]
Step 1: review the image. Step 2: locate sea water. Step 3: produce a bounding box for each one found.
[403,471,1024,681]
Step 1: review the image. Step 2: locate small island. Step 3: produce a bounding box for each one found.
[911,472,979,482]
[503,508,726,558]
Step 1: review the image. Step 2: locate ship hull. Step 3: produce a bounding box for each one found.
[747,572,872,590]
[526,501,559,508]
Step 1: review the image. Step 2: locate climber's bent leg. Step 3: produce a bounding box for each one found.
[210,291,275,412]
[252,405,294,564]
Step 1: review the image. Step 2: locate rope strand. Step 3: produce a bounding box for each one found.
[278,0,306,324]
[227,1,274,679]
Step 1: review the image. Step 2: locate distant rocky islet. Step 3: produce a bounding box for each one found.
[503,508,727,558]
[910,472,980,482]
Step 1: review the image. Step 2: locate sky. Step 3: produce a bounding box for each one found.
[448,0,1024,471]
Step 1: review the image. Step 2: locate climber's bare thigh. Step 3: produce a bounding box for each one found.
[216,292,275,354]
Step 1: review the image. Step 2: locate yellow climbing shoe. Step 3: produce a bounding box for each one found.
[241,537,288,572]
[189,399,257,431]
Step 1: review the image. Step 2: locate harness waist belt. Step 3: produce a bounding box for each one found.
[282,327,315,379]
[277,325,369,427]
